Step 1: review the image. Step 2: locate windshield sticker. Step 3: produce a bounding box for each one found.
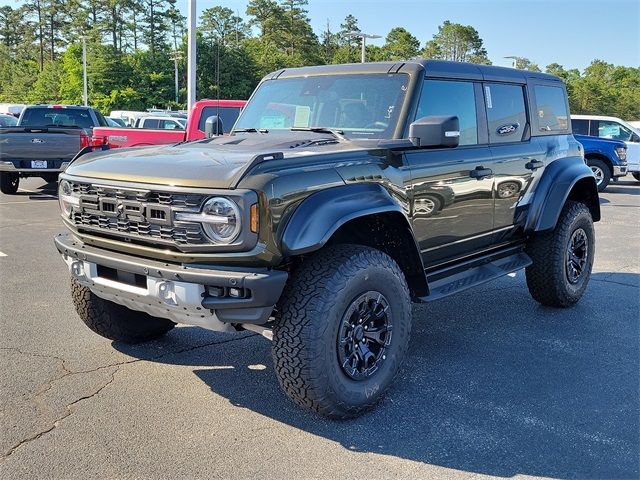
[293,106,311,127]
[485,86,492,109]
[260,115,287,129]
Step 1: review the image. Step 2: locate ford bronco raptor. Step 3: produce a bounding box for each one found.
[55,60,599,419]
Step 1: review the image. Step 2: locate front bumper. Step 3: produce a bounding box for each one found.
[613,165,628,178]
[54,233,287,331]
[0,161,69,173]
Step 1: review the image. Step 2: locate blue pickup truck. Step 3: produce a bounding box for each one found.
[575,134,628,191]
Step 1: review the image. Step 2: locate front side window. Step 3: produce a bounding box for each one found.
[484,83,527,144]
[596,120,633,142]
[535,85,569,132]
[235,74,409,139]
[415,79,478,146]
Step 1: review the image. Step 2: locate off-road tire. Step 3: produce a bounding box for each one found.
[272,245,412,419]
[586,158,610,192]
[525,201,595,307]
[633,172,640,182]
[0,173,19,194]
[71,278,175,343]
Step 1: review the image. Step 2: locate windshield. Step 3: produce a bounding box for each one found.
[234,74,409,139]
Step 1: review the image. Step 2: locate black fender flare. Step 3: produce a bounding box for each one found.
[280,183,410,256]
[525,156,600,232]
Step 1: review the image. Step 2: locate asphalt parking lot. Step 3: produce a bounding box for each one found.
[0,177,638,479]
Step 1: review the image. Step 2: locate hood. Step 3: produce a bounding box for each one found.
[65,132,365,188]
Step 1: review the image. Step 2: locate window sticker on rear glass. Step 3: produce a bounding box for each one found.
[293,106,311,127]
[485,86,493,109]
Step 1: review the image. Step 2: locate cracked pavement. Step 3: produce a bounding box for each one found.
[0,178,638,479]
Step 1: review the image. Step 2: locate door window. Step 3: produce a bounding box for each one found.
[415,80,478,146]
[595,120,634,141]
[484,84,527,144]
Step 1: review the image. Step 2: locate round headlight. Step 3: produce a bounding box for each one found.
[201,197,241,243]
[58,179,73,217]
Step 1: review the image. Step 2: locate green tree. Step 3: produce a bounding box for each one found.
[381,27,419,61]
[201,6,249,48]
[422,20,490,64]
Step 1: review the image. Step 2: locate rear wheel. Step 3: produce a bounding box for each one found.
[272,245,412,419]
[71,278,176,343]
[0,173,19,194]
[586,158,610,192]
[525,201,595,307]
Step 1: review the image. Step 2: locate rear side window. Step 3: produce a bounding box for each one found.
[415,80,478,146]
[535,85,569,132]
[484,84,527,144]
[20,108,94,128]
[572,119,589,136]
[143,119,159,129]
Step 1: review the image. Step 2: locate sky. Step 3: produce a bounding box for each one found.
[5,0,640,71]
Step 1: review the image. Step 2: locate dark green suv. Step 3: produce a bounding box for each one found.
[55,60,600,418]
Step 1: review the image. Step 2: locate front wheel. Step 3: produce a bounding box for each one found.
[586,158,610,192]
[0,173,19,194]
[525,201,595,307]
[272,245,412,419]
[633,172,640,182]
[71,278,176,343]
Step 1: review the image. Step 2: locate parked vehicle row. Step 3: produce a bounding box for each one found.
[91,99,246,148]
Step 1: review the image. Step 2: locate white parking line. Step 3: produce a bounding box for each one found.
[0,251,7,257]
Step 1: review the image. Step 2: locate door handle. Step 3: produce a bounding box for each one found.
[525,159,544,170]
[469,166,493,179]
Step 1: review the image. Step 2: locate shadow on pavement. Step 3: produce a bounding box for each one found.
[606,179,639,195]
[115,271,639,479]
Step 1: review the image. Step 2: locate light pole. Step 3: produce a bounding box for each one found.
[80,35,88,106]
[345,32,382,63]
[187,0,196,111]
[170,51,183,104]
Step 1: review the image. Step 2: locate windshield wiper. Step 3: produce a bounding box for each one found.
[290,127,347,141]
[233,128,268,134]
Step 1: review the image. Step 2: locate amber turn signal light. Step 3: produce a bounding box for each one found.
[250,203,258,233]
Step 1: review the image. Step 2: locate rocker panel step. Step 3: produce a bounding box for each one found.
[421,252,532,302]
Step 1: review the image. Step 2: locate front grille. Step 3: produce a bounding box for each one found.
[69,181,209,248]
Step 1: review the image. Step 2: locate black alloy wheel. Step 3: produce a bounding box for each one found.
[337,291,393,380]
[566,228,588,284]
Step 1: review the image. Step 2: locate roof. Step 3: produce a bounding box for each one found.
[270,59,562,84]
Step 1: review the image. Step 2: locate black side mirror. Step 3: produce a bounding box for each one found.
[204,115,224,138]
[409,115,460,148]
[630,132,640,143]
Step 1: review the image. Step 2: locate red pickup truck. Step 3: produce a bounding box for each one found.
[92,99,246,148]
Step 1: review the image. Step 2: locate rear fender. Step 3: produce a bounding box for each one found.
[525,156,600,232]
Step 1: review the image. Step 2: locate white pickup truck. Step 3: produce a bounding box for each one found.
[572,114,640,181]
